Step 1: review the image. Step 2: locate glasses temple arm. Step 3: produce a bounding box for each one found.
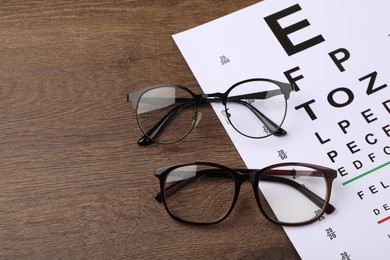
[137,103,190,145]
[155,175,198,202]
[206,96,286,136]
[155,169,221,202]
[261,174,335,214]
[233,100,287,136]
[223,88,290,136]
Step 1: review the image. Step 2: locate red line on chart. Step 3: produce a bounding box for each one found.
[377,215,390,224]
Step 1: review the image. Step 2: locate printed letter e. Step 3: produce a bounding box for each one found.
[264,4,325,56]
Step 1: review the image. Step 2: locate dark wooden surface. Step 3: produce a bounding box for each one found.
[0,1,300,259]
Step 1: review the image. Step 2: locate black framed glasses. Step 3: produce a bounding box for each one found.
[127,78,295,145]
[154,162,337,226]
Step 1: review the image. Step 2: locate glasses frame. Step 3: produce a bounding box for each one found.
[154,162,337,226]
[127,78,295,145]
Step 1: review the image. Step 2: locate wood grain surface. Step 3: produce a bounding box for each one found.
[0,1,300,259]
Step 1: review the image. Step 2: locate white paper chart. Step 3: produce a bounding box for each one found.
[173,0,390,259]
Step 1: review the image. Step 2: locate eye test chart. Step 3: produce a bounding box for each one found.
[173,0,390,259]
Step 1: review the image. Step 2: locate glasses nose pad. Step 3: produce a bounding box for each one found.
[221,109,231,125]
[193,111,202,128]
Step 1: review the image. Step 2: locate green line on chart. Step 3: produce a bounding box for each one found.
[342,161,390,186]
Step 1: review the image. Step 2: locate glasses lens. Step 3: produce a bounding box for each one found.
[225,80,287,138]
[136,85,197,144]
[164,164,235,224]
[257,164,328,225]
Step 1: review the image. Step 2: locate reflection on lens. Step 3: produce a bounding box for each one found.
[257,165,327,224]
[136,85,197,144]
[164,164,235,224]
[226,80,287,138]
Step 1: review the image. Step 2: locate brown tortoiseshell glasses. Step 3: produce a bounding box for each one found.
[154,162,337,226]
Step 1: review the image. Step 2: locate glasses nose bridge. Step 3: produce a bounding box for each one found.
[236,169,257,184]
[200,92,226,105]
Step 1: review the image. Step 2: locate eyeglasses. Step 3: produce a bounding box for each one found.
[127,78,295,145]
[154,162,337,226]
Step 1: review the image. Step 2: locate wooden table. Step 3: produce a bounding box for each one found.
[0,1,300,258]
